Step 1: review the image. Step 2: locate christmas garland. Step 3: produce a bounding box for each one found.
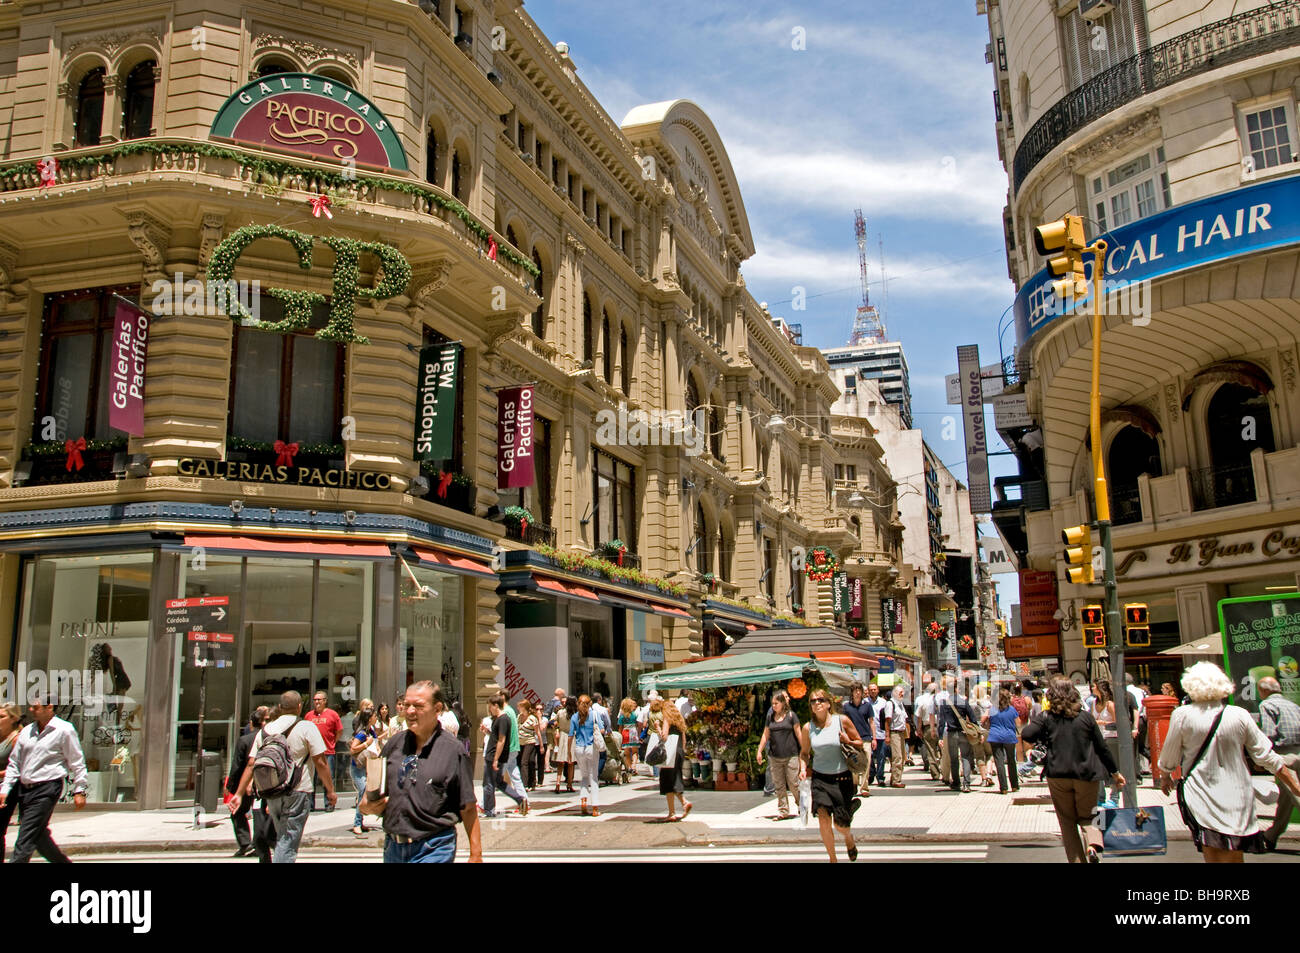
[24,436,127,458]
[503,505,534,534]
[804,546,840,582]
[0,141,540,277]
[226,435,344,457]
[535,543,684,597]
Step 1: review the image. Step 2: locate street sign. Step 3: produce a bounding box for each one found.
[187,631,235,668]
[946,363,1006,404]
[165,596,231,638]
[993,393,1032,429]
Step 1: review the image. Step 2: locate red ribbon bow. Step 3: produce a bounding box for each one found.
[309,194,333,219]
[617,545,626,567]
[520,517,529,534]
[487,235,498,261]
[64,436,86,472]
[273,440,299,467]
[38,156,58,188]
[436,471,454,498]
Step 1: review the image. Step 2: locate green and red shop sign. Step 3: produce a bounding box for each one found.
[210,73,408,172]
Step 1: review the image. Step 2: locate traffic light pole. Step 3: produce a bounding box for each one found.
[1086,239,1139,810]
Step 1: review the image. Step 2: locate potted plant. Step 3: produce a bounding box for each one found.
[598,538,629,565]
[502,505,534,539]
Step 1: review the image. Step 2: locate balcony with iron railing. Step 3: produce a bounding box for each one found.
[1189,462,1257,511]
[504,520,557,548]
[1012,0,1300,194]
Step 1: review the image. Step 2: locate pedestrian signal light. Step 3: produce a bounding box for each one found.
[1034,214,1089,300]
[1062,523,1094,584]
[1080,605,1103,627]
[1124,603,1150,647]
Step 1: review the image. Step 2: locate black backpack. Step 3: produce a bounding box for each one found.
[252,718,306,798]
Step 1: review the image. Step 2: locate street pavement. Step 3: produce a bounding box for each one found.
[20,756,1300,860]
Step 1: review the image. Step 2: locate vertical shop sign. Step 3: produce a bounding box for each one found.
[850,578,863,620]
[497,384,535,489]
[957,344,991,512]
[415,343,460,462]
[831,572,849,613]
[109,297,150,436]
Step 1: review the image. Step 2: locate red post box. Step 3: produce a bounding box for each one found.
[1145,694,1180,787]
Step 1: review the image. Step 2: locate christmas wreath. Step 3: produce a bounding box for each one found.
[925,620,946,641]
[805,546,840,582]
[958,634,975,652]
[503,506,533,534]
[699,572,719,592]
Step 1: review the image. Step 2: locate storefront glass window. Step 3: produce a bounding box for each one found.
[398,563,463,706]
[18,552,155,804]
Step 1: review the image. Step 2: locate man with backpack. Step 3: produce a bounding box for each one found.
[227,690,336,863]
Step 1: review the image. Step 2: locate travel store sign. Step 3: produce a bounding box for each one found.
[210,73,408,171]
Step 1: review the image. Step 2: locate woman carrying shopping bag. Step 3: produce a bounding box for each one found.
[653,701,692,821]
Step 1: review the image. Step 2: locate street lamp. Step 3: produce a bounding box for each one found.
[846,491,866,508]
[765,414,787,437]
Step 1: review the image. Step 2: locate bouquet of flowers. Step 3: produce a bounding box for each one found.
[926,620,946,641]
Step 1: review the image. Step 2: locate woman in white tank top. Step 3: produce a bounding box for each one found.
[800,689,866,862]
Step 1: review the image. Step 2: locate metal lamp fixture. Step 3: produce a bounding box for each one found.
[229,499,244,516]
[846,491,866,508]
[765,414,787,437]
[343,510,357,525]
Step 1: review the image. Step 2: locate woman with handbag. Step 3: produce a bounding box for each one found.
[569,694,602,816]
[617,697,640,775]
[654,700,692,821]
[1021,676,1124,863]
[552,697,576,794]
[756,689,802,818]
[1158,661,1300,863]
[348,701,379,836]
[800,689,865,862]
[1092,680,1122,807]
[517,699,543,792]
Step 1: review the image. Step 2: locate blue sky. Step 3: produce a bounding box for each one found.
[527,0,1022,603]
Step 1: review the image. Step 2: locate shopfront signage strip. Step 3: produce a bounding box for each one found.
[1114,524,1300,580]
[177,457,392,490]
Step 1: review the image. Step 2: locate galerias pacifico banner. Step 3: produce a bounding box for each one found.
[414,343,460,462]
[850,577,863,620]
[109,297,150,436]
[497,385,535,489]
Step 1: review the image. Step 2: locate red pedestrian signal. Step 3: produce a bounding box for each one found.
[1080,604,1103,627]
[1124,603,1150,647]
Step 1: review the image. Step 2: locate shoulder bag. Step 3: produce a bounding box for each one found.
[837,715,869,773]
[1175,706,1226,841]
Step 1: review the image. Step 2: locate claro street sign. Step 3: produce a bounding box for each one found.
[210,73,408,171]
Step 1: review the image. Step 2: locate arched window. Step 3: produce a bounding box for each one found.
[709,397,722,460]
[121,60,156,140]
[74,68,106,147]
[531,248,545,338]
[1107,426,1161,524]
[425,127,439,186]
[505,225,518,250]
[619,326,630,394]
[602,310,613,384]
[256,60,293,78]
[452,143,470,202]
[1202,384,1274,507]
[850,516,861,539]
[685,375,700,414]
[719,523,733,581]
[582,294,594,365]
[315,68,351,84]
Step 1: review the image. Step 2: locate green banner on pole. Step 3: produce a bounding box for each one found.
[414,343,460,462]
[831,572,849,614]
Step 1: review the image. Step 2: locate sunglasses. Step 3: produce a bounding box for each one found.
[398,754,418,789]
[811,698,829,704]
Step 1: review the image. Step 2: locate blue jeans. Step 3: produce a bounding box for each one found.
[382,827,457,863]
[871,737,889,784]
[483,752,527,815]
[267,790,312,863]
[313,755,335,810]
[351,762,367,828]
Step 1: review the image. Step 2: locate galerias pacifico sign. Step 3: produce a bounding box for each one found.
[210,73,408,171]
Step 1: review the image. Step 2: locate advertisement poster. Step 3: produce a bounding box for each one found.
[1218,592,1300,717]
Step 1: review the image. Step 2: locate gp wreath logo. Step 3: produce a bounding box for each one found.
[206,224,412,345]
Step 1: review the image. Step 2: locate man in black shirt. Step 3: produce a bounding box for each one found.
[360,680,481,863]
[935,675,977,792]
[226,705,269,858]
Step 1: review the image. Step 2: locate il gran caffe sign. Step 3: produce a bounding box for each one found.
[178,457,392,490]
[1114,524,1300,581]
[210,73,408,171]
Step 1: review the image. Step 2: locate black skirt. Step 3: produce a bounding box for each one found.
[811,770,860,828]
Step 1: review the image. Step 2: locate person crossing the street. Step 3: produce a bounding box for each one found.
[800,689,865,862]
[1259,676,1300,850]
[886,687,909,788]
[0,695,88,863]
[916,683,942,781]
[841,681,875,797]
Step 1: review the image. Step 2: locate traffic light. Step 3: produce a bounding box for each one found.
[1062,523,1095,585]
[1124,602,1151,647]
[1034,214,1089,300]
[1081,604,1106,648]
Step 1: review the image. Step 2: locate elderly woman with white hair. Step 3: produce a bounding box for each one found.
[1158,661,1300,862]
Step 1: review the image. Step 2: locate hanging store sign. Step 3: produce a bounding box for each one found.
[415,343,461,462]
[639,642,666,664]
[108,297,150,436]
[497,385,535,489]
[187,631,236,669]
[956,344,992,512]
[1218,593,1300,716]
[210,73,408,171]
[831,572,849,613]
[1015,174,1300,345]
[177,457,392,489]
[993,393,1032,430]
[850,577,863,620]
[1113,523,1300,581]
[1018,569,1060,636]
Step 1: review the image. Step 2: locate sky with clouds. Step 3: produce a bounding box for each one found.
[527,0,1022,602]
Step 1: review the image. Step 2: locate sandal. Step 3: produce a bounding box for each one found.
[351,826,365,837]
[591,808,601,817]
[680,801,693,819]
[847,842,859,862]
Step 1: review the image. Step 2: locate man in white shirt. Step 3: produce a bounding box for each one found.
[0,696,88,863]
[915,684,941,780]
[867,683,889,786]
[887,690,909,787]
[675,692,695,719]
[228,690,335,863]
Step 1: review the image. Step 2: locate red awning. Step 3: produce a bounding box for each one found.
[784,650,880,670]
[184,535,391,558]
[535,577,602,604]
[649,603,691,619]
[745,624,758,632]
[411,546,495,578]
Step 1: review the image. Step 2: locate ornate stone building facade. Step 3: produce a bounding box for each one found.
[0,0,898,807]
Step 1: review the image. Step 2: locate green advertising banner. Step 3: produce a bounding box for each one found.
[414,343,460,462]
[831,572,849,614]
[1218,592,1300,717]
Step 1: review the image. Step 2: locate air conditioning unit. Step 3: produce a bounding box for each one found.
[1079,0,1114,22]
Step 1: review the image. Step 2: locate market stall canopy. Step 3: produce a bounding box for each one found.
[1159,633,1225,656]
[725,626,881,670]
[637,651,857,691]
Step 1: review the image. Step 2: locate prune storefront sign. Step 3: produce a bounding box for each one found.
[210,73,409,172]
[177,457,392,489]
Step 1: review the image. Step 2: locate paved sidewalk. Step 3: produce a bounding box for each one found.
[24,759,1299,856]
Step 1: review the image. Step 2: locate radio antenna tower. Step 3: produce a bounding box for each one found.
[848,209,886,345]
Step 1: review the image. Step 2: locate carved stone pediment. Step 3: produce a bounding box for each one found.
[66,28,162,61]
[407,259,455,311]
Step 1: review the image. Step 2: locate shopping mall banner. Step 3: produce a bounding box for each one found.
[1015,173,1300,345]
[414,343,460,463]
[108,297,150,436]
[497,384,535,489]
[1218,592,1300,716]
[210,73,409,171]
[956,344,991,512]
[831,572,849,613]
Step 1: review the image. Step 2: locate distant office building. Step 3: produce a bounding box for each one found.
[823,341,912,429]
